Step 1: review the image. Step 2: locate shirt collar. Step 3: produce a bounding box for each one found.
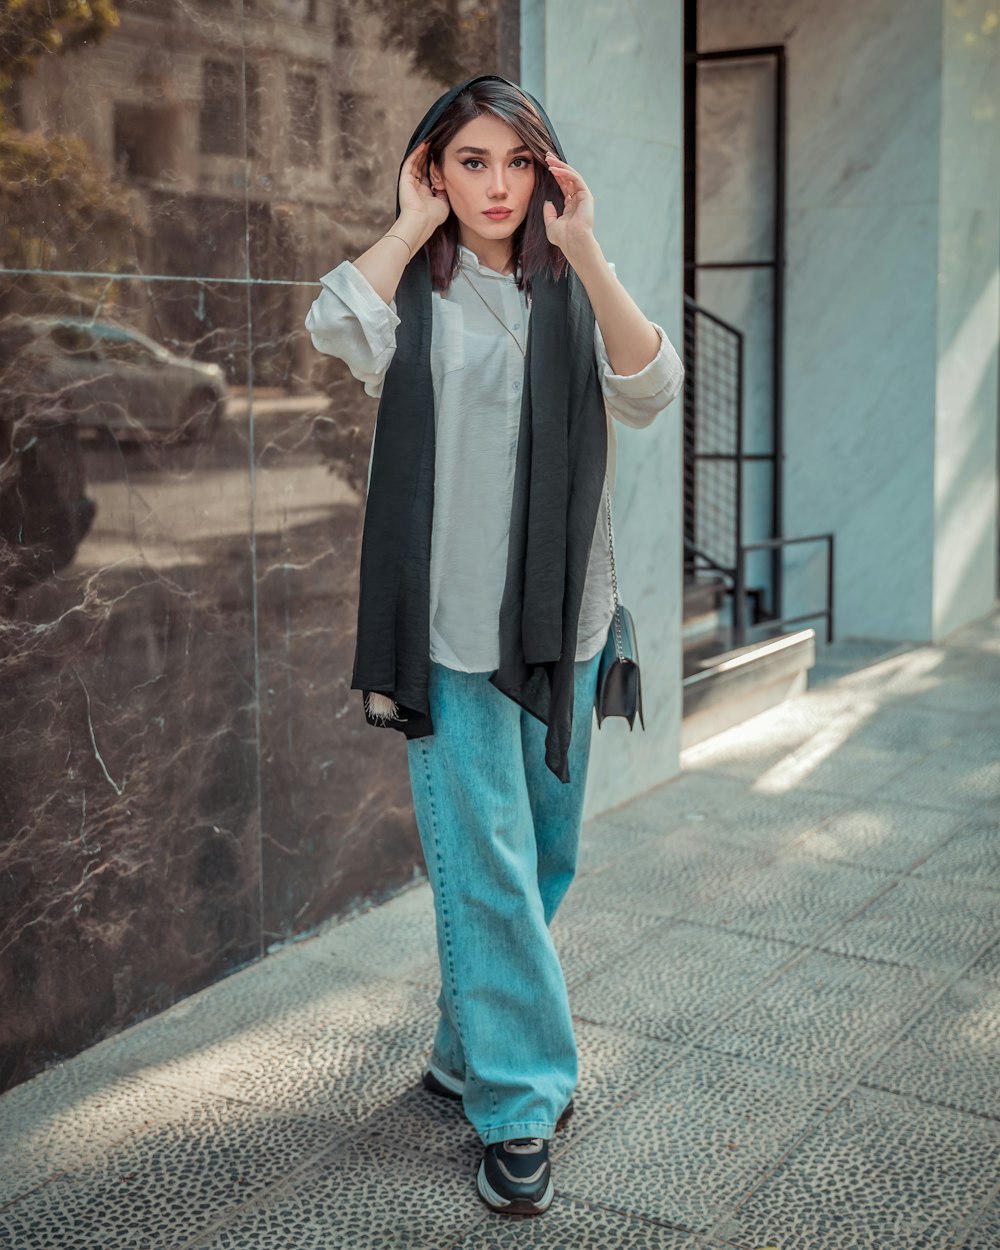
[457,243,517,283]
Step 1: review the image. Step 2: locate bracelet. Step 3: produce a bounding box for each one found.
[383,232,413,258]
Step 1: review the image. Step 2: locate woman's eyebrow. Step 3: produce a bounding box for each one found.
[455,144,532,156]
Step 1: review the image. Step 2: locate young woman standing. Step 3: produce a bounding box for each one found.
[305,74,684,1217]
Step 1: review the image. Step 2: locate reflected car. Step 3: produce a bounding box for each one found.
[0,315,228,442]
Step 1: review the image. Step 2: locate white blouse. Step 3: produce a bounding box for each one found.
[305,244,684,673]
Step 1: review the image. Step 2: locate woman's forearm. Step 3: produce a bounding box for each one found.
[564,234,661,376]
[352,210,436,305]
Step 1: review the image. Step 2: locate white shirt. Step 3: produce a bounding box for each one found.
[305,244,684,672]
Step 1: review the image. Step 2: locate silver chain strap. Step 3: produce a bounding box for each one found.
[604,477,626,664]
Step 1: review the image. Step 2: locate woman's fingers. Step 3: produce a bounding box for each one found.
[544,152,587,194]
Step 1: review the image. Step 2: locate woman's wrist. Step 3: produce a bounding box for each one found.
[390,210,436,254]
[561,230,604,279]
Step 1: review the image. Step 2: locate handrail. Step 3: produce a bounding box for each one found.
[735,533,835,643]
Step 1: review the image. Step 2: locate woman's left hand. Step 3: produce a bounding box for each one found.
[542,151,596,260]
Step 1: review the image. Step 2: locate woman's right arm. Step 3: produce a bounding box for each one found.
[304,141,450,394]
[353,140,450,304]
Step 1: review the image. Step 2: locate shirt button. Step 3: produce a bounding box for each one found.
[512,322,521,330]
[513,380,520,391]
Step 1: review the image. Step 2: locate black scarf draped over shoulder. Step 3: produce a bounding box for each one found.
[350,74,607,784]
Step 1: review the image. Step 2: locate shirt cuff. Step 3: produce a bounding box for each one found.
[597,321,683,401]
[316,260,401,342]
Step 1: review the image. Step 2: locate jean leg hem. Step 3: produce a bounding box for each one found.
[480,1120,557,1146]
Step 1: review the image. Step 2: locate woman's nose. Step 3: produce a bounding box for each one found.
[488,170,508,198]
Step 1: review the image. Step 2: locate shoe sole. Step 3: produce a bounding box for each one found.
[476,1158,554,1215]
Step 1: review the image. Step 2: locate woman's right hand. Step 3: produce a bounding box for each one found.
[397,140,451,235]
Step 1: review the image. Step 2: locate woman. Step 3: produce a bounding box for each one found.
[305,74,684,1217]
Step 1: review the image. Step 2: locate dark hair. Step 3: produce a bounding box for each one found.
[419,79,567,295]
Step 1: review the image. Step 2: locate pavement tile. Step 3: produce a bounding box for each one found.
[621,771,858,855]
[552,903,669,990]
[968,941,1000,986]
[292,884,439,984]
[873,737,1000,811]
[556,1048,837,1234]
[912,811,1000,890]
[817,877,1000,974]
[712,1087,1000,1250]
[698,950,944,1079]
[569,922,799,1045]
[806,639,922,686]
[689,740,927,800]
[681,691,873,779]
[0,1069,204,1207]
[186,1136,482,1250]
[686,856,891,946]
[959,1193,1000,1249]
[452,1196,702,1248]
[0,1098,345,1250]
[553,1022,688,1159]
[785,799,967,874]
[577,812,665,874]
[564,834,770,923]
[99,955,440,1127]
[862,975,1000,1120]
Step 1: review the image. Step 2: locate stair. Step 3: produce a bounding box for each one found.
[681,574,816,749]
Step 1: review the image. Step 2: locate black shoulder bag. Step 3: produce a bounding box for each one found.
[594,478,645,731]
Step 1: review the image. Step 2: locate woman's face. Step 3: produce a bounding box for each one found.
[430,113,536,254]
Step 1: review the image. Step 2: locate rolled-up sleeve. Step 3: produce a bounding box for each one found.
[304,261,401,398]
[593,261,686,429]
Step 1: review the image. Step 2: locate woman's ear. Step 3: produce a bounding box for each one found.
[429,156,442,188]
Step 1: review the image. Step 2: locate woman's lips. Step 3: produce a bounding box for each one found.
[483,208,513,219]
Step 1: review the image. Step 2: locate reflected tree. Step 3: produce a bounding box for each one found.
[0,0,136,316]
[359,0,504,85]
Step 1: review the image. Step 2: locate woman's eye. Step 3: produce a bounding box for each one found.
[460,157,533,170]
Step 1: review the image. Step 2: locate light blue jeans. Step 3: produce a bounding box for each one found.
[406,649,602,1147]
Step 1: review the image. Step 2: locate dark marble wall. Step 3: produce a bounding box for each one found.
[0,0,519,1092]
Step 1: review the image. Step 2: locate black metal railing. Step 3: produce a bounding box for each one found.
[683,294,835,646]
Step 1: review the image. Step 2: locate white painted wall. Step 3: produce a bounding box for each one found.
[521,0,687,815]
[932,0,1000,639]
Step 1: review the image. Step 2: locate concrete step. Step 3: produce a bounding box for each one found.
[681,623,816,750]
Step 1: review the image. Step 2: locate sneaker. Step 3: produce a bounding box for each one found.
[477,1137,553,1215]
[421,1063,575,1130]
[421,1062,464,1101]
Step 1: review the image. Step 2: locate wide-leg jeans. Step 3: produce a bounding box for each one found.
[406,650,602,1147]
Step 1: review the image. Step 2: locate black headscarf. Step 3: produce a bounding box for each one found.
[350,74,607,784]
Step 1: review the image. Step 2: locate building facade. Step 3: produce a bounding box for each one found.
[0,0,995,1092]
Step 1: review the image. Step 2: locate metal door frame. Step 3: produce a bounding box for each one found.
[683,0,787,620]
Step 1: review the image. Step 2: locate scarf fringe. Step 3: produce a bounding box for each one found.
[364,691,405,725]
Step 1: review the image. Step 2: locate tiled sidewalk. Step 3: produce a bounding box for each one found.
[2,612,999,1249]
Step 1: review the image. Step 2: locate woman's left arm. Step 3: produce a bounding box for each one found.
[542,151,671,377]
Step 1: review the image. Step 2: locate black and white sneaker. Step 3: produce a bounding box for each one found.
[421,1062,464,1101]
[420,1064,575,1130]
[477,1137,553,1215]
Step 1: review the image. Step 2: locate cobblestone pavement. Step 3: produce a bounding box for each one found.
[2,611,999,1249]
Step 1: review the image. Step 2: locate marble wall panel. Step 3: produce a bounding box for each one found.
[527,1,687,815]
[932,0,1000,636]
[0,276,258,1090]
[248,281,422,943]
[1,0,524,1092]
